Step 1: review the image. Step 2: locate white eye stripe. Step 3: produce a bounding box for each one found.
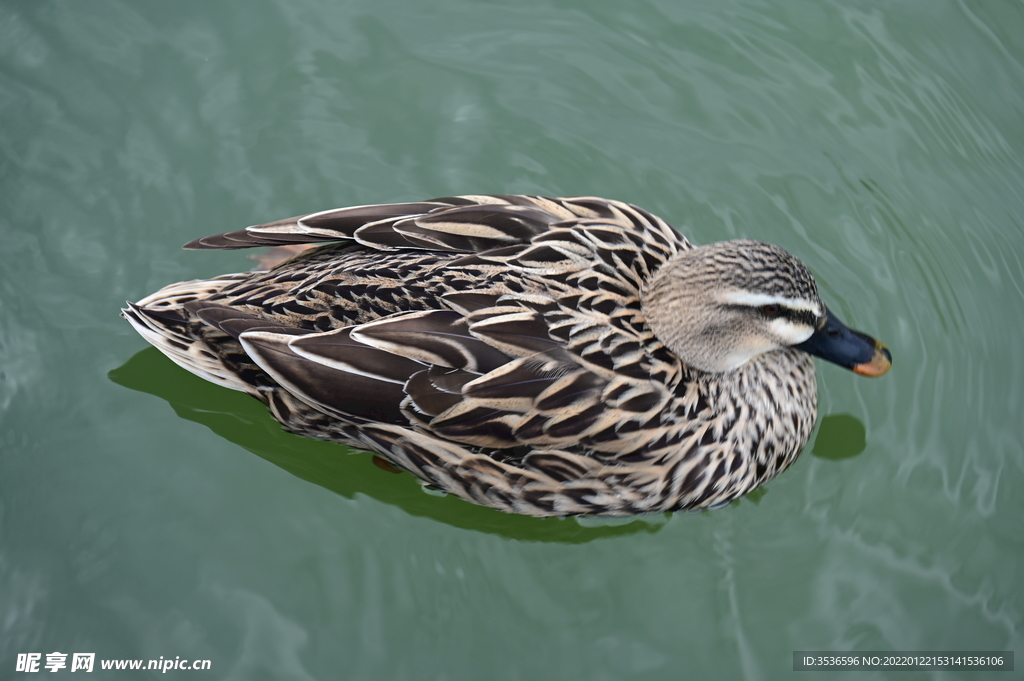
[719,290,822,316]
[769,318,815,344]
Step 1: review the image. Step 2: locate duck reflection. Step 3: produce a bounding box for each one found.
[110,348,667,543]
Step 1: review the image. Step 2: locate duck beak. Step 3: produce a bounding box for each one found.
[795,307,892,377]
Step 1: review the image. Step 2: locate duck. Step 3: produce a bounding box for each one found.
[123,195,891,517]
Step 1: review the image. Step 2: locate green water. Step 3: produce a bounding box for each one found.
[2,0,1022,679]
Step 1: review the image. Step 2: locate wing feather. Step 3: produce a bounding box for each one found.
[183,201,465,249]
[351,310,510,373]
[239,330,412,424]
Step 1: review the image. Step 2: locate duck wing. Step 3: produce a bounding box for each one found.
[182,195,587,252]
[181,194,685,255]
[166,196,692,452]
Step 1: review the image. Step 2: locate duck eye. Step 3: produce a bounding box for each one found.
[762,304,782,316]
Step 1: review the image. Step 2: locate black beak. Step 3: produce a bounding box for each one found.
[794,307,892,377]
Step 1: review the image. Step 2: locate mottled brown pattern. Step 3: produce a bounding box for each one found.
[124,195,843,516]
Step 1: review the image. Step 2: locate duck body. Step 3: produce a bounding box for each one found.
[124,195,890,516]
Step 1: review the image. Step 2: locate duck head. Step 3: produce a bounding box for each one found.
[641,239,892,376]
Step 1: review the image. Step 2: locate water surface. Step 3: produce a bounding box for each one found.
[2,0,1022,679]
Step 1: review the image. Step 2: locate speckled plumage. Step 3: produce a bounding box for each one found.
[124,195,888,516]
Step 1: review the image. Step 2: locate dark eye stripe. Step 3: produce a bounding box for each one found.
[724,304,818,327]
[787,309,817,326]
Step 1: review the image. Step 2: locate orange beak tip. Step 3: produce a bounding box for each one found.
[853,344,892,377]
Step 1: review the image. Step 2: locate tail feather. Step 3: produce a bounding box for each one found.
[122,273,257,393]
